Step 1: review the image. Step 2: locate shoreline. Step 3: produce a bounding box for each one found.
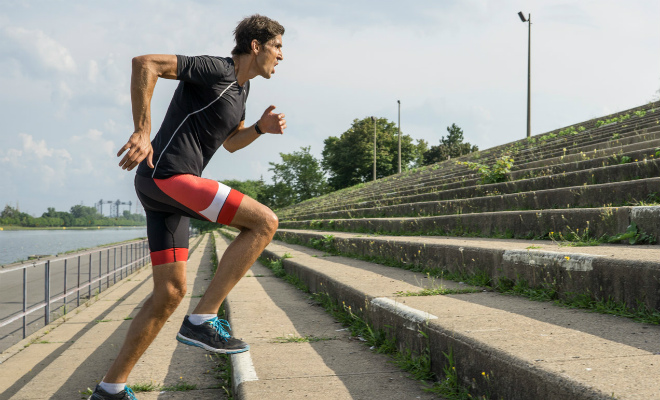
[0,225,146,231]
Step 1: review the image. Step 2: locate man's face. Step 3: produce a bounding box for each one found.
[256,35,283,79]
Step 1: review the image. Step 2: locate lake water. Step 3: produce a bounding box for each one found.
[0,227,148,266]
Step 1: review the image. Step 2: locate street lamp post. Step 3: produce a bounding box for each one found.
[397,100,401,174]
[518,11,531,138]
[371,116,377,181]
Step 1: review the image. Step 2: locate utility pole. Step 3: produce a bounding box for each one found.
[397,100,401,174]
[371,116,377,181]
[518,11,532,138]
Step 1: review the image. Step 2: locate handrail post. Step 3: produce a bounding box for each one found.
[45,260,51,325]
[106,249,110,289]
[77,255,81,308]
[113,247,117,285]
[98,250,102,294]
[63,259,68,308]
[120,246,123,280]
[23,267,27,339]
[88,253,92,300]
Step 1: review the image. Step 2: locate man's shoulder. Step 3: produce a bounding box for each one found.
[176,55,235,84]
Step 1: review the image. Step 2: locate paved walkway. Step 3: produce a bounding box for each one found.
[0,234,227,400]
[0,232,442,400]
[217,232,438,400]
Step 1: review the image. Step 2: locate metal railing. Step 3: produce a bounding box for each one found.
[0,239,149,345]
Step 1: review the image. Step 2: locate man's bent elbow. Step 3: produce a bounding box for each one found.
[132,55,148,70]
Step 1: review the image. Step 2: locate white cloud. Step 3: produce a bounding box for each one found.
[88,60,99,83]
[20,133,72,161]
[1,26,77,75]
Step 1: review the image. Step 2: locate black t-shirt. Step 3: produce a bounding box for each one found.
[137,55,249,179]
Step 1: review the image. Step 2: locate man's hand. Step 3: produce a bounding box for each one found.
[259,105,287,134]
[117,131,154,171]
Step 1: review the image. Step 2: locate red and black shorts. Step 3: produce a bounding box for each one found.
[135,174,244,266]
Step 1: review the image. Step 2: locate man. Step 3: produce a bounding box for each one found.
[90,14,286,400]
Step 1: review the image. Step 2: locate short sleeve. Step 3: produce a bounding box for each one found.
[176,55,230,86]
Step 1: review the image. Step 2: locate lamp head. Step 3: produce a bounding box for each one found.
[518,11,527,22]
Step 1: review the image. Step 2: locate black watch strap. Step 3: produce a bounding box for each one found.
[255,122,264,135]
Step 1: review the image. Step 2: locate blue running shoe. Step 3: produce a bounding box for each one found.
[176,315,249,354]
[89,384,137,400]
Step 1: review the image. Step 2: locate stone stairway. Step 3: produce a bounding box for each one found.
[254,101,660,399]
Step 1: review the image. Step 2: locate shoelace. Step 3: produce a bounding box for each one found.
[207,317,232,341]
[124,386,138,400]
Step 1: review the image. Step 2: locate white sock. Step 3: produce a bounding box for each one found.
[99,381,125,394]
[189,314,216,325]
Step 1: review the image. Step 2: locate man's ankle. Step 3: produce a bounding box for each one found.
[188,314,216,325]
[99,381,126,394]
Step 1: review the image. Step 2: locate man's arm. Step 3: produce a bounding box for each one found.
[223,105,287,153]
[117,54,178,171]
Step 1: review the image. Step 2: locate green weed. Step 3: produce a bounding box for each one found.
[128,382,160,392]
[162,380,197,392]
[272,335,336,343]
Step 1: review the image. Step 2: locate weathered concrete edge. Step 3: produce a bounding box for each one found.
[275,229,660,313]
[254,241,608,400]
[213,232,258,400]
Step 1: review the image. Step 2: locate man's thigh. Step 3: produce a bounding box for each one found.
[229,195,277,232]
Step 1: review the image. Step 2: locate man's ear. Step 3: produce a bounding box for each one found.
[251,39,260,55]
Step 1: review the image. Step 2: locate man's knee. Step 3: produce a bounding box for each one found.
[152,274,187,315]
[263,210,279,238]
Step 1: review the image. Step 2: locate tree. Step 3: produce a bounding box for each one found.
[322,117,425,190]
[220,179,268,200]
[423,123,478,165]
[266,146,328,208]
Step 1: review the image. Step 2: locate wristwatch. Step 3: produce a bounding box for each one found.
[255,121,264,135]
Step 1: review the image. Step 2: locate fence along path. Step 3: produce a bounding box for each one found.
[0,239,149,353]
[264,101,660,399]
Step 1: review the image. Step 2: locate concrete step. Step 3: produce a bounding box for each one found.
[274,228,660,313]
[285,178,660,223]
[285,158,660,217]
[279,205,660,249]
[280,133,660,219]
[223,229,660,399]
[216,232,439,400]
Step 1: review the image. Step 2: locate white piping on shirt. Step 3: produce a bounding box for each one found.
[152,81,237,177]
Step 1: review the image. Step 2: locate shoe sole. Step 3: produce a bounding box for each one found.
[176,333,250,354]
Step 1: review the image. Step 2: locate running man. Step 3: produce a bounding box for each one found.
[90,15,285,400]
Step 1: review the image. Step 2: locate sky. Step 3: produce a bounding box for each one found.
[0,0,659,216]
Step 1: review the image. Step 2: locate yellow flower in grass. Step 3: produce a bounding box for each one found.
[565,256,570,260]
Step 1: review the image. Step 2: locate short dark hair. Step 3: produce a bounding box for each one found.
[232,14,285,56]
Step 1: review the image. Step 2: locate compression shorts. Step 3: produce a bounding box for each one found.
[134,174,244,266]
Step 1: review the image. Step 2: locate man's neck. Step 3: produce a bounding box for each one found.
[232,54,258,86]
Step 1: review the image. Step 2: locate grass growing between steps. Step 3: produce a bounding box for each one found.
[254,254,484,399]
[285,216,657,245]
[275,233,660,325]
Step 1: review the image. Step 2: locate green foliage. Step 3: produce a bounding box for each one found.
[457,155,514,184]
[422,123,478,165]
[266,146,329,208]
[220,178,268,200]
[635,110,647,118]
[595,113,631,127]
[0,204,145,228]
[322,117,426,190]
[557,125,585,136]
[309,234,337,254]
[538,132,557,142]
